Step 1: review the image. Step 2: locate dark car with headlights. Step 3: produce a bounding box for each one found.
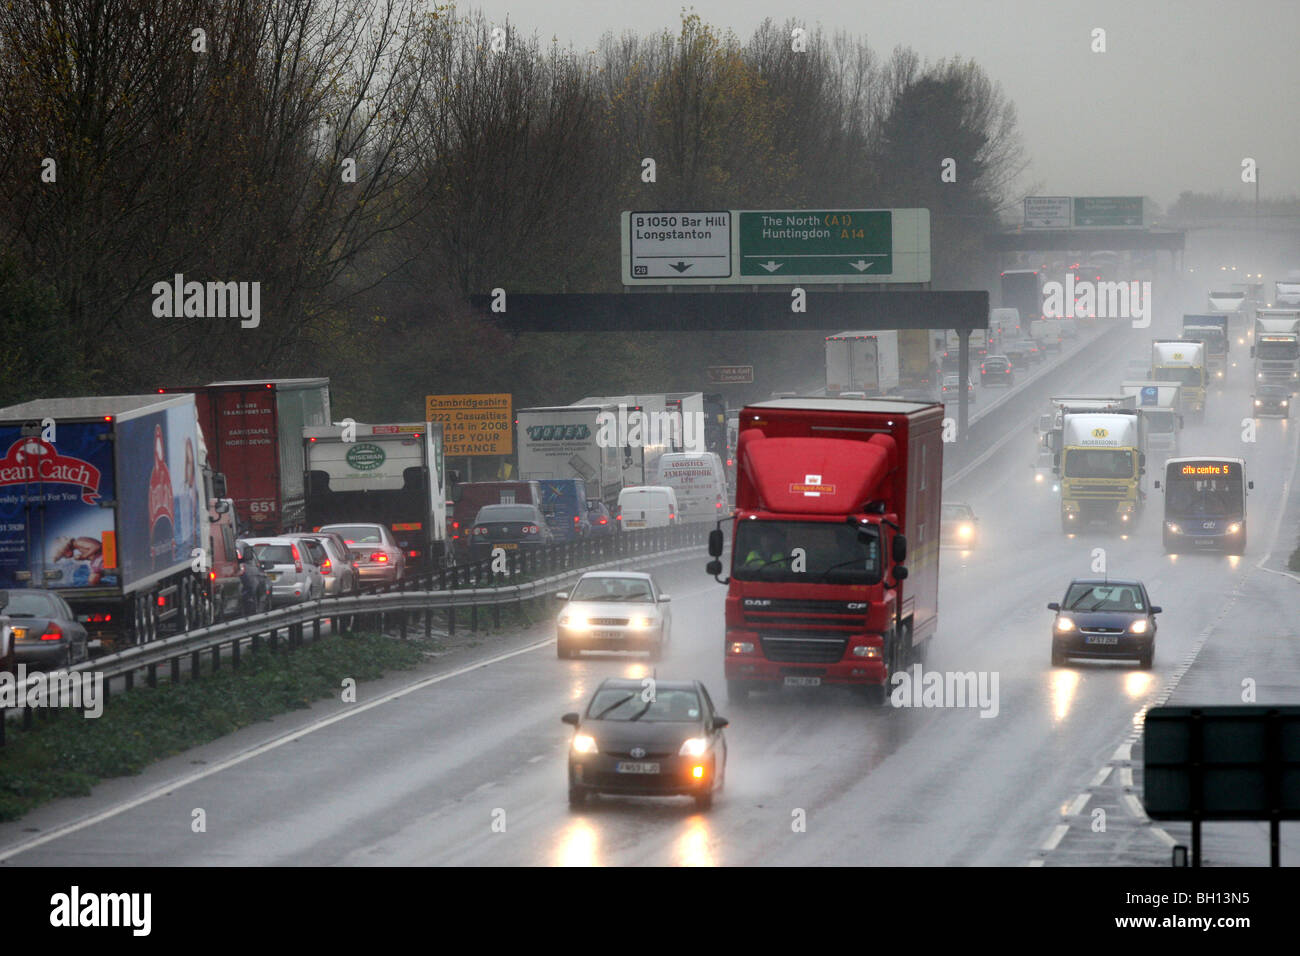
[1048,578,1161,669]
[563,678,728,810]
[1252,384,1290,418]
[4,588,89,669]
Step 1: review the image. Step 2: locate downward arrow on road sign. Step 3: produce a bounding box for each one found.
[850,260,874,271]
[760,261,784,272]
[669,261,693,272]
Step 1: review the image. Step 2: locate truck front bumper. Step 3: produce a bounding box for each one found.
[725,657,887,686]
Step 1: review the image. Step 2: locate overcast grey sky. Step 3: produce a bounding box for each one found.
[472,0,1299,209]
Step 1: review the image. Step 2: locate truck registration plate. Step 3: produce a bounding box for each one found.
[1084,634,1119,645]
[616,762,660,774]
[784,676,821,687]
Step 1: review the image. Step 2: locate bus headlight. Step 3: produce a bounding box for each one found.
[1167,523,1181,534]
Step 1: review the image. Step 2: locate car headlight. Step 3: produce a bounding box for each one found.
[1055,616,1075,632]
[559,614,588,629]
[1167,523,1180,534]
[1227,523,1241,534]
[630,616,656,629]
[1128,619,1148,635]
[1035,472,1044,483]
[679,737,708,757]
[1283,401,1290,407]
[728,641,754,654]
[572,734,598,754]
[957,523,973,539]
[1255,400,1262,406]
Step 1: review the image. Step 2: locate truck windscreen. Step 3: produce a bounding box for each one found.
[1153,367,1202,386]
[1144,409,1175,432]
[1063,449,1134,479]
[1258,339,1299,360]
[732,520,881,584]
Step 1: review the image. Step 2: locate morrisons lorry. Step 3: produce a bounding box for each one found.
[1151,340,1207,420]
[1045,407,1148,532]
[826,331,900,396]
[161,378,330,535]
[705,397,943,704]
[1120,382,1182,460]
[1250,310,1300,387]
[1181,314,1229,381]
[516,405,624,508]
[0,394,229,649]
[303,421,451,572]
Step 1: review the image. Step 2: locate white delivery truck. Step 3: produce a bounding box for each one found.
[1120,381,1183,460]
[516,405,625,508]
[617,486,678,529]
[652,452,727,524]
[825,331,900,396]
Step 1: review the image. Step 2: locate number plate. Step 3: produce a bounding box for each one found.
[784,676,821,687]
[626,520,645,528]
[497,542,518,550]
[616,761,660,774]
[267,573,280,581]
[593,630,621,640]
[1084,634,1119,645]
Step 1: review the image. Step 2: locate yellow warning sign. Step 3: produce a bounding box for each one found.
[424,393,513,456]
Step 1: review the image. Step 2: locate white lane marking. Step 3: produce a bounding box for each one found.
[1066,793,1091,817]
[1040,823,1070,853]
[1121,793,1147,818]
[0,554,720,862]
[1112,743,1131,763]
[0,635,556,862]
[1119,767,1134,789]
[1089,766,1112,788]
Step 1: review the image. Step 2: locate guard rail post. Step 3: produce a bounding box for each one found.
[171,657,181,683]
[191,649,201,678]
[147,663,157,689]
[22,705,32,730]
[313,616,322,643]
[211,644,220,672]
[124,669,134,692]
[232,637,241,669]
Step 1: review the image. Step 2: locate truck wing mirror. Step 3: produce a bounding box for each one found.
[892,534,907,563]
[1153,480,1161,489]
[707,529,724,557]
[892,565,908,581]
[1248,480,1254,490]
[706,559,723,577]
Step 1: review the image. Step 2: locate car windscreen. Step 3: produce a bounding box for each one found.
[941,505,972,521]
[570,577,653,602]
[323,526,383,544]
[587,688,701,722]
[3,592,58,617]
[1062,584,1145,612]
[476,506,535,522]
[732,520,881,584]
[254,544,295,564]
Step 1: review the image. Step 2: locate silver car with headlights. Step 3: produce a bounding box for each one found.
[555,571,671,660]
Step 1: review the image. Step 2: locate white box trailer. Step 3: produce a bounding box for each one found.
[516,405,624,507]
[1120,381,1182,458]
[825,331,900,396]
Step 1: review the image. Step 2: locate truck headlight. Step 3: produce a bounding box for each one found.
[728,641,754,654]
[1055,616,1075,632]
[853,645,882,658]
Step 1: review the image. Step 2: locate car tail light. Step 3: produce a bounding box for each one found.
[408,550,418,558]
[40,624,62,641]
[209,570,216,581]
[372,552,389,563]
[598,518,607,525]
[524,525,539,534]
[85,613,112,623]
[291,543,303,572]
[156,595,166,607]
[321,559,332,574]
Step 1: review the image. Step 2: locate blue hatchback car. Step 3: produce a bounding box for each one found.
[1048,578,1161,669]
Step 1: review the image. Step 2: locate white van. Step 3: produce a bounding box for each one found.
[617,486,679,530]
[653,452,727,523]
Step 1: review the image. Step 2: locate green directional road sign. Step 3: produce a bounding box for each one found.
[1073,196,1145,228]
[739,210,892,278]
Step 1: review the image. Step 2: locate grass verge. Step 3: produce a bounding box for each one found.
[0,631,435,823]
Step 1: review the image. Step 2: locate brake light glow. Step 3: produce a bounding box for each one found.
[40,624,62,641]
[291,543,303,572]
[372,552,389,563]
[321,559,332,574]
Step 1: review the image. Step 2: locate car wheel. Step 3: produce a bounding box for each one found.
[568,784,588,808]
[557,640,574,659]
[861,683,888,706]
[693,789,714,811]
[647,640,663,661]
[726,679,749,702]
[1137,646,1154,670]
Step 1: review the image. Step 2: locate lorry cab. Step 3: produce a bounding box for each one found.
[617,486,679,529]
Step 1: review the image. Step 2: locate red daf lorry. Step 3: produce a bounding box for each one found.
[706,397,943,702]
